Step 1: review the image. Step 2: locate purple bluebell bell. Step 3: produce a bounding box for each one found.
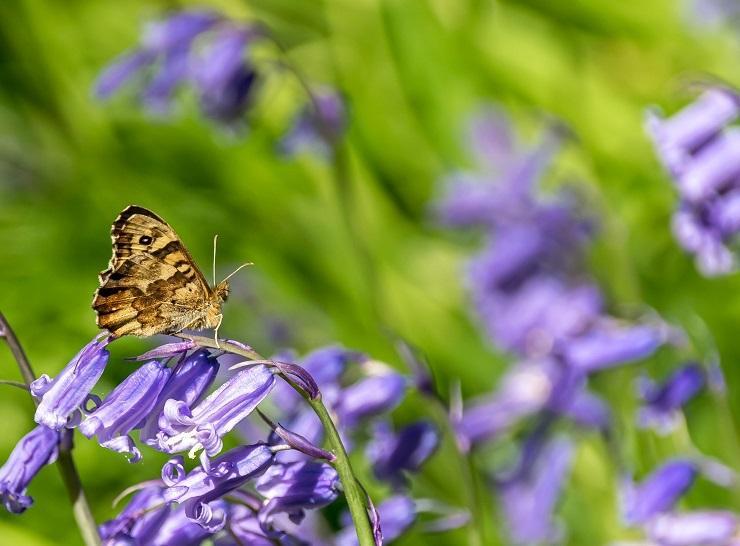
[637,363,706,433]
[79,360,171,462]
[255,461,340,528]
[366,421,439,487]
[0,425,59,513]
[646,87,740,276]
[101,485,228,545]
[96,11,221,106]
[216,504,306,546]
[162,444,275,530]
[191,26,258,124]
[646,510,738,546]
[498,437,573,545]
[279,89,347,157]
[622,459,698,525]
[562,323,665,372]
[155,364,275,462]
[647,89,740,178]
[453,360,554,452]
[336,495,416,546]
[31,336,110,430]
[96,10,260,125]
[140,349,220,446]
[335,372,406,428]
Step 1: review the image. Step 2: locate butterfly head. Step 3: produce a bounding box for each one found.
[214,280,230,303]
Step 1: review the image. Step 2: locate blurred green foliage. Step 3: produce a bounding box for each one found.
[2,0,740,544]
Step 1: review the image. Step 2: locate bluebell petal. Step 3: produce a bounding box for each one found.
[622,459,698,525]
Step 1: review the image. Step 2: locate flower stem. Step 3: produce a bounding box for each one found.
[0,312,102,546]
[178,333,377,546]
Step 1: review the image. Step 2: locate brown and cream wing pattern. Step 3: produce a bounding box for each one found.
[93,205,213,337]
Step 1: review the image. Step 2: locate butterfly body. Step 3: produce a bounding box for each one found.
[93,206,229,338]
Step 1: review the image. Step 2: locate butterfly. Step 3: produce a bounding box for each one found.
[92,205,247,339]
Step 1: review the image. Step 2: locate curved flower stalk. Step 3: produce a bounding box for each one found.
[646,86,740,276]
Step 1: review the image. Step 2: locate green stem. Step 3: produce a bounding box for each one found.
[0,312,101,546]
[178,333,377,546]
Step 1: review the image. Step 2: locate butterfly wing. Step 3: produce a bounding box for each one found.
[93,206,214,337]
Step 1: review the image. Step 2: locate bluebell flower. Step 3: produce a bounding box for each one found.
[140,349,220,446]
[336,495,416,546]
[101,485,228,545]
[31,335,110,430]
[96,9,260,125]
[637,363,706,433]
[647,89,740,178]
[155,364,276,462]
[255,461,339,528]
[0,425,59,513]
[279,89,347,157]
[366,421,439,487]
[646,510,738,546]
[162,444,275,530]
[647,87,740,276]
[335,371,406,428]
[191,26,258,124]
[216,504,307,546]
[498,437,573,545]
[79,360,171,462]
[622,459,698,525]
[561,322,666,372]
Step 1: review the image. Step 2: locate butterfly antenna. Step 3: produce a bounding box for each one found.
[212,234,219,287]
[221,262,254,284]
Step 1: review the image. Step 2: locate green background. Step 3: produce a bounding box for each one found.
[2,0,740,544]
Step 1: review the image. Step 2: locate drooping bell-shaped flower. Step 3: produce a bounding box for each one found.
[622,459,698,525]
[279,88,347,157]
[162,444,275,530]
[646,510,738,546]
[0,425,59,514]
[366,421,439,487]
[79,360,171,462]
[31,336,111,430]
[140,349,220,446]
[255,461,340,528]
[637,363,706,433]
[155,364,276,461]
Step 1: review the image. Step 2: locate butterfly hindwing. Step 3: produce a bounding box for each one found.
[93,205,222,337]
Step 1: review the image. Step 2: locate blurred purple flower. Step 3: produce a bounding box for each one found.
[95,9,260,125]
[280,89,347,157]
[80,360,171,462]
[192,26,258,124]
[622,460,698,525]
[647,89,740,178]
[562,323,665,372]
[155,364,275,462]
[637,363,705,433]
[140,349,220,446]
[646,510,738,546]
[0,425,59,514]
[255,461,339,528]
[366,421,439,487]
[498,437,573,545]
[335,372,406,428]
[31,335,110,430]
[162,444,275,530]
[647,87,740,276]
[453,361,553,451]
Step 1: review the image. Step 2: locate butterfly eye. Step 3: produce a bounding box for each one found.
[139,235,153,245]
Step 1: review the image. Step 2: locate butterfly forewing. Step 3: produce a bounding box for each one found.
[93,205,223,337]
